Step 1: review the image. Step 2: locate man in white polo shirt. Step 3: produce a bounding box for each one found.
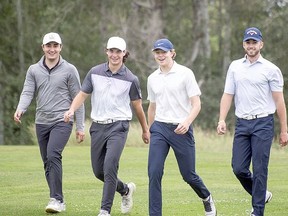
[147,38,216,216]
[217,27,288,216]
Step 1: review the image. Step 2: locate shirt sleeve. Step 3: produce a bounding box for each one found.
[68,66,85,131]
[16,66,36,112]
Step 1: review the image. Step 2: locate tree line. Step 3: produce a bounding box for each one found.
[1,0,288,145]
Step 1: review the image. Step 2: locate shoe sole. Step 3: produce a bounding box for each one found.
[45,208,61,213]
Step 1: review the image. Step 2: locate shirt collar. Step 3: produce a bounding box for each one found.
[242,54,264,64]
[157,61,178,74]
[104,62,126,75]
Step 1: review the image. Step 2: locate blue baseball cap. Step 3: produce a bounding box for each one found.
[152,38,174,51]
[243,27,262,42]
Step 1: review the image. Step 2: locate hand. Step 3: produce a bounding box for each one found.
[14,110,23,124]
[64,110,74,122]
[76,131,85,143]
[217,120,226,135]
[279,132,288,147]
[174,123,189,135]
[142,131,150,144]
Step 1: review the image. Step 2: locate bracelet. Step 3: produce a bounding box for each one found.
[218,120,225,124]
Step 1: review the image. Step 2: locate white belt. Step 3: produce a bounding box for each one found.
[93,119,118,124]
[241,113,269,120]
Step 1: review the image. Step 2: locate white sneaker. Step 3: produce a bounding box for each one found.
[98,209,111,216]
[265,191,272,203]
[45,198,66,213]
[202,195,217,216]
[251,190,273,214]
[121,182,136,214]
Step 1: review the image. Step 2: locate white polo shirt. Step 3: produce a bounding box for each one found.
[224,55,283,118]
[147,61,201,123]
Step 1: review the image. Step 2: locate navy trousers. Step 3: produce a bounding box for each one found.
[232,115,274,216]
[148,121,210,216]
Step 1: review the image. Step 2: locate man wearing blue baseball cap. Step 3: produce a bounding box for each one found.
[217,27,288,216]
[147,38,216,216]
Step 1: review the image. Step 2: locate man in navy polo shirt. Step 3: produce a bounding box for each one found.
[217,27,288,216]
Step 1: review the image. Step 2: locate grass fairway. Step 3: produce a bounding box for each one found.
[0,129,287,215]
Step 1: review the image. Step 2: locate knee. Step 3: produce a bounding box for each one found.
[182,172,200,185]
[46,153,62,164]
[93,168,104,181]
[232,165,246,178]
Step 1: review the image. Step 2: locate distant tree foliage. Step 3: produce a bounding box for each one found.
[1,0,288,144]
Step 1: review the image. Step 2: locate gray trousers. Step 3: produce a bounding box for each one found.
[89,120,130,213]
[36,121,73,202]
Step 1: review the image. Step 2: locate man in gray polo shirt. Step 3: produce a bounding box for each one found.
[217,27,288,216]
[14,32,85,213]
[64,36,149,216]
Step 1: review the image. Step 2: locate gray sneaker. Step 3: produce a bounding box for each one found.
[121,182,136,214]
[45,198,66,213]
[97,209,110,216]
[203,195,217,216]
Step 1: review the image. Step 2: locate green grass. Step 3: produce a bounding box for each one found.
[0,127,288,215]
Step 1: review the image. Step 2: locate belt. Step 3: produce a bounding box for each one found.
[164,122,179,125]
[241,113,269,120]
[93,119,118,124]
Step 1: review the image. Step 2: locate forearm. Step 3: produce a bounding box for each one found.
[132,100,149,132]
[218,93,233,121]
[147,103,156,127]
[70,91,88,112]
[74,103,85,131]
[276,101,287,133]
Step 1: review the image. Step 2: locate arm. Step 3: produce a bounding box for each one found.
[131,99,149,144]
[272,91,288,146]
[64,91,89,122]
[217,93,234,135]
[14,69,36,124]
[64,91,89,143]
[174,95,201,134]
[147,102,156,128]
[68,68,86,142]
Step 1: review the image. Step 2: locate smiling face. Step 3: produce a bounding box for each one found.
[42,42,62,62]
[153,49,175,67]
[243,39,263,59]
[106,48,125,67]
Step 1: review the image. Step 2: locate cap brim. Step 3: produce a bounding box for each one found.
[106,47,125,51]
[243,37,261,42]
[43,41,61,45]
[152,47,170,52]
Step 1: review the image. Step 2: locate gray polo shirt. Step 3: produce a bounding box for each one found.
[81,62,142,121]
[17,56,85,131]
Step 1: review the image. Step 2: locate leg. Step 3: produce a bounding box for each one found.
[46,122,72,202]
[171,126,210,199]
[232,119,253,195]
[148,122,170,216]
[251,116,274,216]
[90,121,129,213]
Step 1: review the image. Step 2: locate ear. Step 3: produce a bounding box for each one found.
[260,41,264,49]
